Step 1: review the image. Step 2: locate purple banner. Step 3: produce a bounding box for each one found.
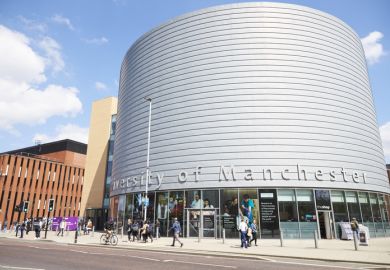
[52,217,78,231]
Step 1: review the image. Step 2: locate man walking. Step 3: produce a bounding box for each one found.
[170,217,183,247]
[57,218,65,236]
[239,218,248,249]
[33,218,41,239]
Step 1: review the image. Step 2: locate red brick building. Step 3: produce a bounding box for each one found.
[0,140,87,229]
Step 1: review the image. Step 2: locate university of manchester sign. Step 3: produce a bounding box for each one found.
[111,164,367,193]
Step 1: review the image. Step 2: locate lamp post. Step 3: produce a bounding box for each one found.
[144,97,152,222]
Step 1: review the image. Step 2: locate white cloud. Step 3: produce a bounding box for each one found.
[0,25,46,84]
[95,81,107,90]
[18,16,47,33]
[34,124,89,144]
[38,36,65,73]
[380,122,390,163]
[361,31,386,65]
[51,14,74,31]
[83,37,108,45]
[0,25,82,133]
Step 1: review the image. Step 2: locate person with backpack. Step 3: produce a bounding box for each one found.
[33,218,41,239]
[131,221,139,242]
[170,217,183,247]
[350,217,360,240]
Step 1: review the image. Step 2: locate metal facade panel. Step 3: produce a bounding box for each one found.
[112,3,389,195]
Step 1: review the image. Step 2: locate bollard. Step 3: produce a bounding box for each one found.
[314,230,318,249]
[66,225,70,236]
[280,230,284,247]
[353,232,359,251]
[91,226,95,237]
[74,228,78,244]
[222,228,225,244]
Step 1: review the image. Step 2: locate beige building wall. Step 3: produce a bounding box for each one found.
[80,97,117,216]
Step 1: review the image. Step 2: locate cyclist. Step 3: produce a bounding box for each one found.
[104,219,115,240]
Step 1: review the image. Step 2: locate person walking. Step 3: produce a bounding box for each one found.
[19,221,26,238]
[15,222,20,237]
[170,217,183,247]
[249,219,258,246]
[131,220,139,242]
[33,218,41,239]
[141,221,148,242]
[57,218,65,236]
[126,218,133,241]
[86,219,93,235]
[155,220,160,239]
[3,219,7,233]
[350,217,360,240]
[26,218,31,235]
[239,218,248,249]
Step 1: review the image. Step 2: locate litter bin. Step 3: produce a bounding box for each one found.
[359,231,368,246]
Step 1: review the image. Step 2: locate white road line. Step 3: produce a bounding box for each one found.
[271,261,358,269]
[163,259,237,269]
[0,265,45,270]
[69,249,160,262]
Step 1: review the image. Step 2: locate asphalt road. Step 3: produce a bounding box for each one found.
[0,238,385,270]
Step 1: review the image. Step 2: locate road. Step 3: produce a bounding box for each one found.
[0,238,385,270]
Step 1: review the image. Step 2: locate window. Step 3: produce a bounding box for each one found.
[346,191,361,222]
[278,189,299,239]
[331,191,348,222]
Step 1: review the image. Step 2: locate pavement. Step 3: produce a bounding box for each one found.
[1,229,390,266]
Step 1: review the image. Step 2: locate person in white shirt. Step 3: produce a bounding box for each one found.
[239,218,248,248]
[191,193,203,209]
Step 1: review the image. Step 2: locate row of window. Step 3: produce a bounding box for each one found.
[109,188,390,239]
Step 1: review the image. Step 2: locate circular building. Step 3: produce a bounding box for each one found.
[112,2,390,239]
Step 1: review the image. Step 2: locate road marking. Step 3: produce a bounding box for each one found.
[68,249,161,262]
[271,261,358,269]
[163,259,237,269]
[0,265,45,270]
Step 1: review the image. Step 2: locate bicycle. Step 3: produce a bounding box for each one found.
[100,231,118,246]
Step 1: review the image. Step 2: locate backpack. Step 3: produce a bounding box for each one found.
[351,222,357,231]
[132,223,139,231]
[147,223,154,233]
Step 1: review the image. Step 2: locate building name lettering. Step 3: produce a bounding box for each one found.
[111,164,367,192]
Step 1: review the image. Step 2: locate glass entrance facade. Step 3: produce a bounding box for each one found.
[110,188,390,239]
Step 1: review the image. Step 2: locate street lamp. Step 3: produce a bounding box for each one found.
[144,97,152,222]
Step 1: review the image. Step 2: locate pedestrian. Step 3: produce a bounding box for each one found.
[33,218,41,239]
[239,218,248,249]
[170,217,183,247]
[19,221,26,238]
[141,221,149,242]
[249,219,258,246]
[127,218,133,241]
[86,219,93,234]
[3,219,7,233]
[131,221,139,241]
[26,218,31,235]
[15,222,20,237]
[155,220,160,239]
[350,217,360,240]
[146,220,154,242]
[57,218,65,236]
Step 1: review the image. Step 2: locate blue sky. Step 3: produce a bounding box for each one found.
[0,0,389,161]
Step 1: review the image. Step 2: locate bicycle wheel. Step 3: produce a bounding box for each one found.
[110,234,118,246]
[100,234,108,245]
